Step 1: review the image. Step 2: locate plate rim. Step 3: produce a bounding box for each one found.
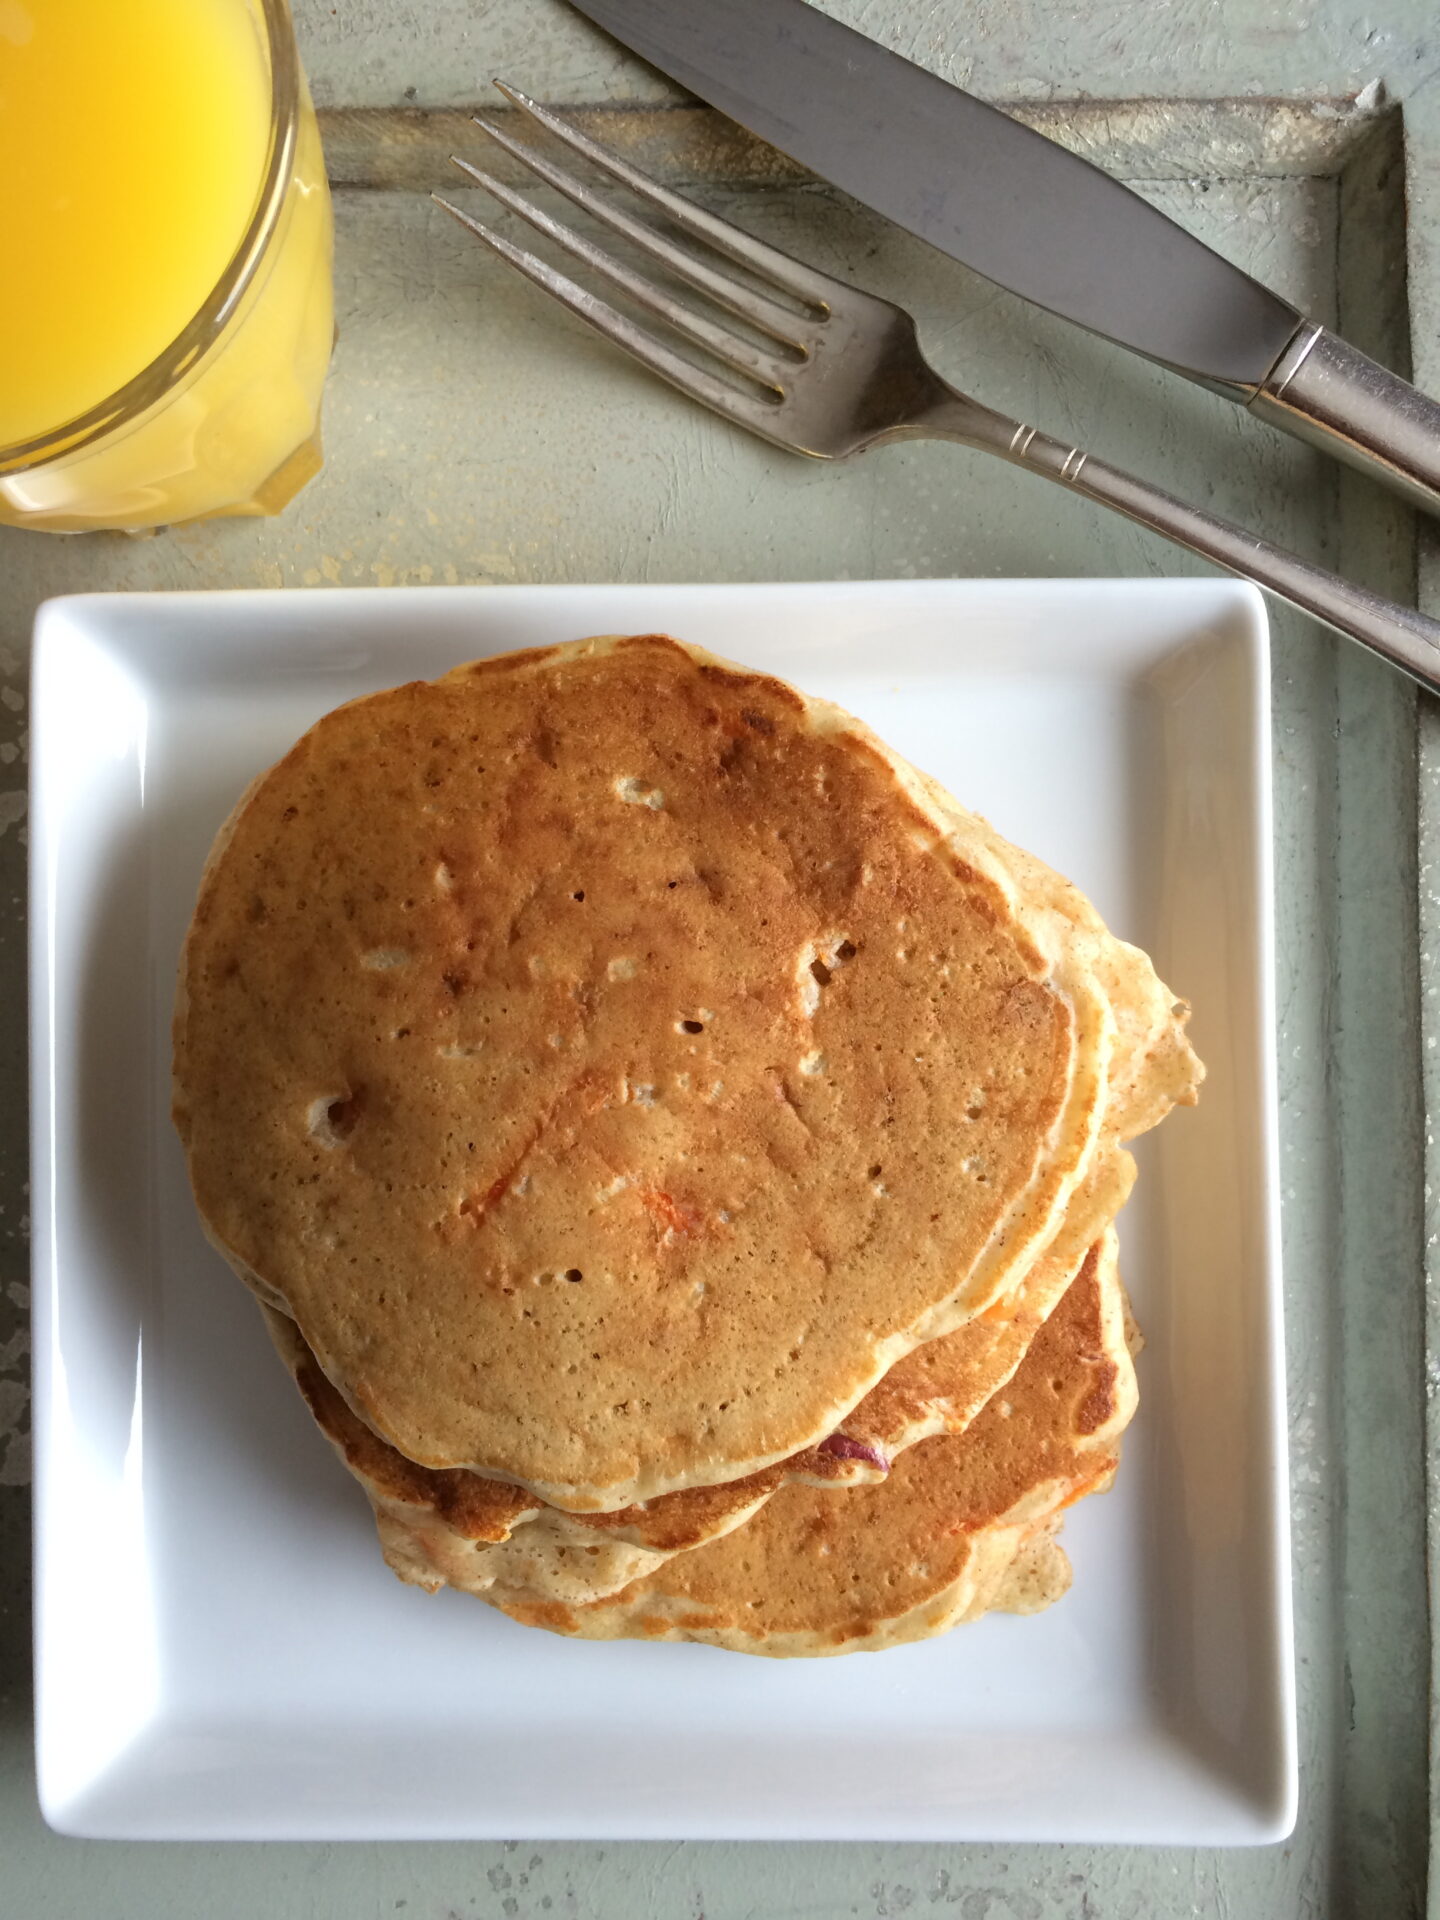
[28,576,1293,1844]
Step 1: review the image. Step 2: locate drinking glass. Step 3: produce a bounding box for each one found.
[0,0,335,532]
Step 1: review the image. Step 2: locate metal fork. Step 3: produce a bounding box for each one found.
[435,83,1440,696]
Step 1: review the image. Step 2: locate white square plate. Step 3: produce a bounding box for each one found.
[29,580,1293,1843]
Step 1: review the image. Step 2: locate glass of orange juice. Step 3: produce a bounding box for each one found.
[0,0,334,532]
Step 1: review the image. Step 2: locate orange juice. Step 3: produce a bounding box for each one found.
[0,0,334,530]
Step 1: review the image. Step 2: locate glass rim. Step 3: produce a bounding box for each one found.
[0,0,301,477]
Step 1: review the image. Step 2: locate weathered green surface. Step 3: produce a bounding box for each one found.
[2,2,1437,1912]
[294,0,1438,110]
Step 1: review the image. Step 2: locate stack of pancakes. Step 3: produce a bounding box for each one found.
[173,634,1202,1657]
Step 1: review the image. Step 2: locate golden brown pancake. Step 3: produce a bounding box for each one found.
[904,765,1199,1143]
[795,1148,1135,1482]
[175,635,1152,1510]
[264,1148,1136,1605]
[483,1228,1135,1655]
[984,1519,1076,1616]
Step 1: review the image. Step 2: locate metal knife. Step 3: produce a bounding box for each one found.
[568,0,1440,518]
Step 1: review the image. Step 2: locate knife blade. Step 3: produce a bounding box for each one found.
[567,0,1440,516]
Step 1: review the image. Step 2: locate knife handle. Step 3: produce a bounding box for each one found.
[986,423,1440,695]
[1247,324,1440,519]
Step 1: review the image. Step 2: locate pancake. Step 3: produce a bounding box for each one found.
[985,1519,1076,1616]
[484,1228,1136,1655]
[175,634,1143,1511]
[265,1151,1134,1605]
[793,1147,1135,1483]
[263,1300,768,1600]
[903,764,1199,1144]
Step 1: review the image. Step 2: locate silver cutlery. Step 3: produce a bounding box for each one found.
[567,0,1440,519]
[435,86,1440,697]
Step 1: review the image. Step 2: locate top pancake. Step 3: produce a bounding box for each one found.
[173,635,1167,1510]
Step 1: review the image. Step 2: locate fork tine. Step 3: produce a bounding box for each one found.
[431,195,793,443]
[470,109,808,351]
[494,82,838,314]
[447,161,786,392]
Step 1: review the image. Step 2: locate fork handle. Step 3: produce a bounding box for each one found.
[963,419,1440,695]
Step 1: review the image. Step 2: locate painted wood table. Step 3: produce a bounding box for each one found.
[1,1,1437,1912]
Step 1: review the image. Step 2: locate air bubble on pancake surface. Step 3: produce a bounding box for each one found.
[798,934,857,1015]
[615,776,664,810]
[307,1093,358,1149]
[361,947,410,970]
